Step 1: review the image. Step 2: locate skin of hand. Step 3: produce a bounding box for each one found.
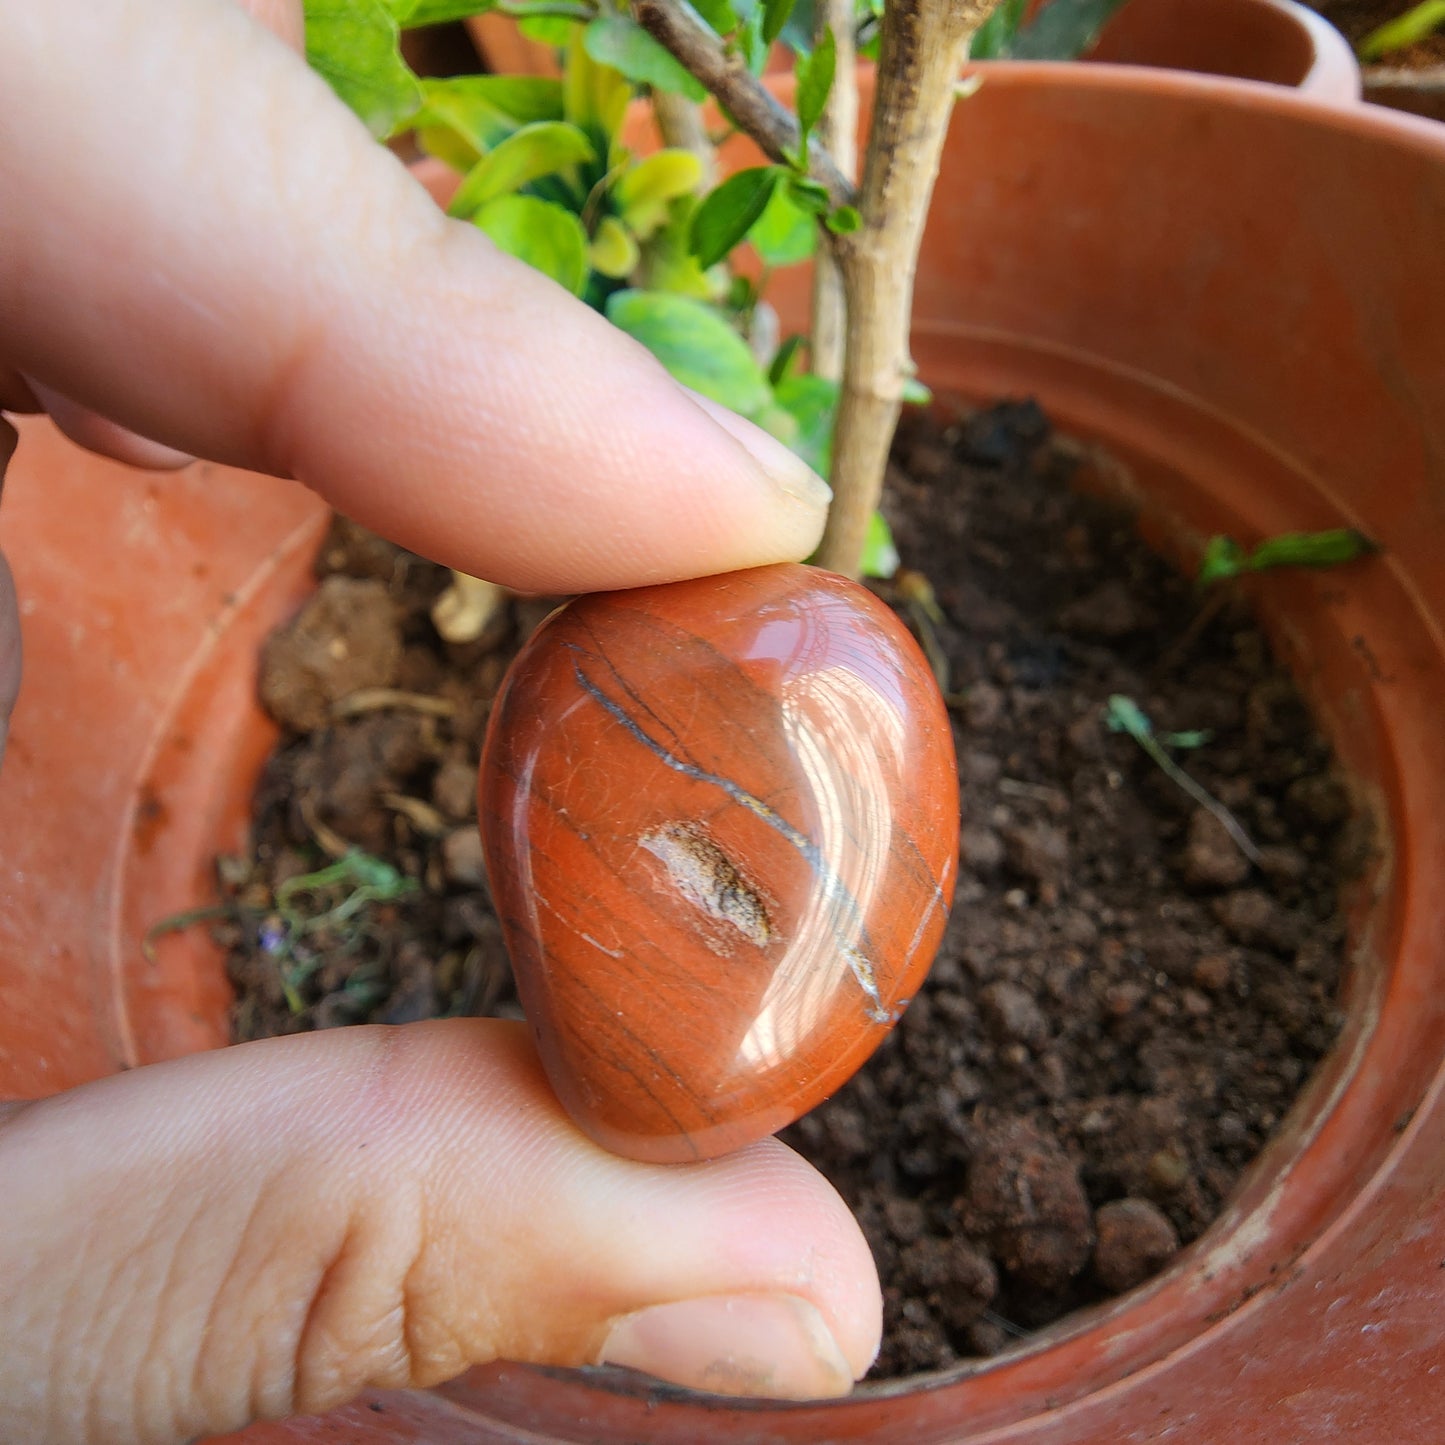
[0,3,881,1443]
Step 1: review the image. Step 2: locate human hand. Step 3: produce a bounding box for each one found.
[0,2,877,1442]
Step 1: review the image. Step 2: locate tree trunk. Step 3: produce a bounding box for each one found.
[816,0,995,577]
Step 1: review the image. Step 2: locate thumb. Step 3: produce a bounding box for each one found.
[0,1020,881,1445]
[0,0,828,595]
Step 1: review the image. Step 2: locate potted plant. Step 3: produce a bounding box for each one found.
[2,3,1444,1443]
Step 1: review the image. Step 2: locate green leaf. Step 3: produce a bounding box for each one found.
[751,182,816,265]
[415,121,482,172]
[1199,529,1378,584]
[901,376,932,405]
[584,15,707,99]
[1158,728,1213,750]
[415,76,564,169]
[389,0,500,23]
[589,214,640,278]
[1197,535,1247,584]
[502,0,593,14]
[1245,528,1379,573]
[691,0,740,35]
[825,202,860,234]
[726,273,758,312]
[303,0,422,139]
[861,510,899,579]
[614,149,705,219]
[447,121,595,216]
[1359,0,1445,59]
[767,333,805,387]
[968,0,1026,58]
[636,207,719,297]
[564,23,632,138]
[776,0,816,53]
[1104,693,1152,741]
[736,14,770,74]
[606,290,771,414]
[421,75,563,138]
[762,0,799,45]
[786,174,830,214]
[773,372,838,475]
[1009,0,1133,60]
[689,167,782,268]
[795,25,835,151]
[474,195,590,294]
[518,14,576,44]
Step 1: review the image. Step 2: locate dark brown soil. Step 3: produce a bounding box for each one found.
[214,401,1359,1379]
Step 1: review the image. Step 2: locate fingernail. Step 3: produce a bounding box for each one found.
[24,379,194,472]
[687,392,833,514]
[597,1293,855,1400]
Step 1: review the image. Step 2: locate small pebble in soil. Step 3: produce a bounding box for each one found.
[259,575,402,732]
[1091,1198,1181,1292]
[959,1117,1094,1294]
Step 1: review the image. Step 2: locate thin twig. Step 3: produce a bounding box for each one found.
[381,792,450,837]
[632,0,857,209]
[300,795,353,859]
[332,688,459,720]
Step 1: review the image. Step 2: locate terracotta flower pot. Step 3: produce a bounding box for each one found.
[4,64,1445,1443]
[0,442,327,1093]
[1088,0,1361,99]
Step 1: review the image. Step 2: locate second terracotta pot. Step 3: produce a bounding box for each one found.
[467,0,1360,101]
[1089,0,1360,98]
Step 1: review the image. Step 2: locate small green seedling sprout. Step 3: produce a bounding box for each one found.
[275,851,418,937]
[142,903,234,964]
[272,852,419,1013]
[1104,694,1262,866]
[1197,528,1378,587]
[145,849,419,1014]
[1358,0,1445,60]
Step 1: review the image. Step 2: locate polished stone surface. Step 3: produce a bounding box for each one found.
[480,563,958,1162]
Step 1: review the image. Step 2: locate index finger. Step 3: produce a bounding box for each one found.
[0,0,829,593]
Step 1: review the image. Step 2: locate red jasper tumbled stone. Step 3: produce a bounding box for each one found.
[479,562,959,1163]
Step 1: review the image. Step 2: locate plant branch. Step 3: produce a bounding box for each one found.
[810,0,857,383]
[817,0,996,576]
[632,0,857,209]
